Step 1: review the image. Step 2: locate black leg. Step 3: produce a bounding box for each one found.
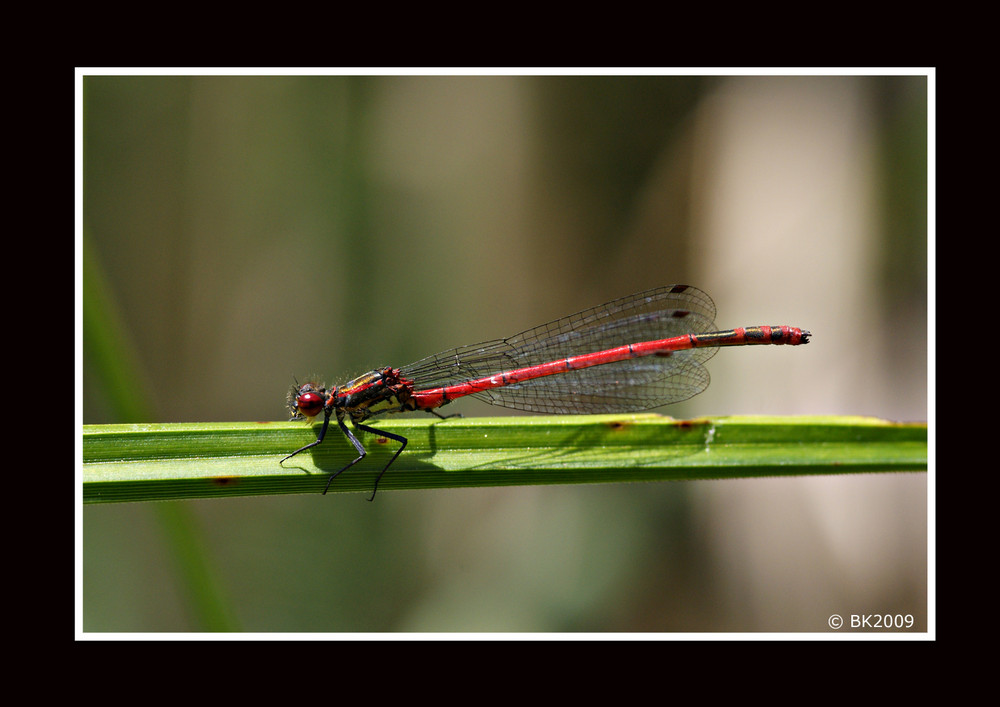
[321,415,370,495]
[280,409,333,464]
[353,423,408,501]
[287,410,409,501]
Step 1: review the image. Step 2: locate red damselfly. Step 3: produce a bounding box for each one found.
[282,285,810,499]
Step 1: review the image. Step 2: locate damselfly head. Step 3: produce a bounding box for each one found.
[288,381,328,420]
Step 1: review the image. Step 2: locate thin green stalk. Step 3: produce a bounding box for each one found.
[84,233,238,630]
[83,414,927,503]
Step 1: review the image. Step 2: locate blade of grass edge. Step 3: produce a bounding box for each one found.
[84,414,927,503]
[83,235,239,631]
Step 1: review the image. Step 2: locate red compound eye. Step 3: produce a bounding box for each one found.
[296,390,326,418]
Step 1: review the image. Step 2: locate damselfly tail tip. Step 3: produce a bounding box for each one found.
[800,330,811,344]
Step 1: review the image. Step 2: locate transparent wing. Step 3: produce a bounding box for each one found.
[402,285,718,413]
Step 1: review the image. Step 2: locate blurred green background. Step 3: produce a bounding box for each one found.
[81,73,928,633]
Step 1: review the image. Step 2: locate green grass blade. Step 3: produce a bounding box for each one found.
[84,234,239,629]
[83,414,927,503]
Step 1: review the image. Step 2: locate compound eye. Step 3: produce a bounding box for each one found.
[295,389,326,418]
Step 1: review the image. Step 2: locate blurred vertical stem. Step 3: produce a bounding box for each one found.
[84,234,239,631]
[82,236,152,423]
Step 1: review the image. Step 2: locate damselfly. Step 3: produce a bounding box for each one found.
[282,285,810,499]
